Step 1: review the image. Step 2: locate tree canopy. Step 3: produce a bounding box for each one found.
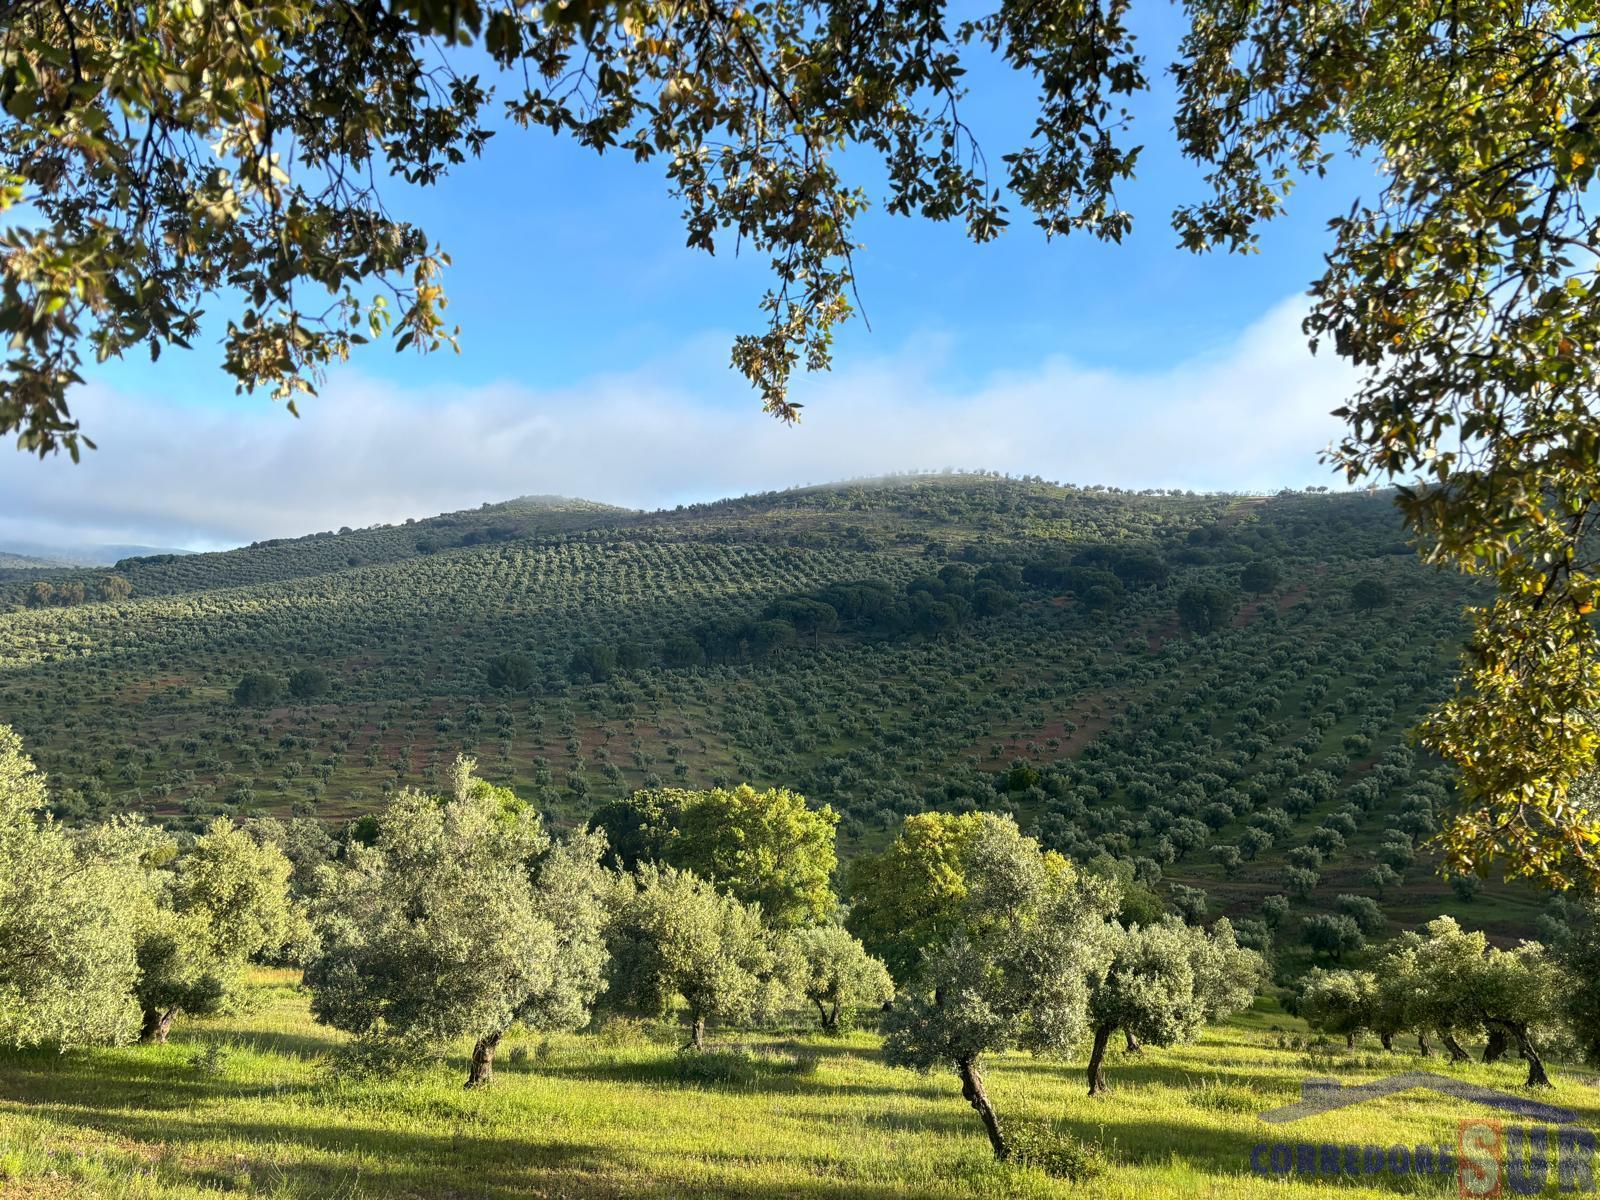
[591,784,838,928]
[881,816,1121,1158]
[845,811,988,983]
[603,864,786,1049]
[303,761,598,1082]
[134,817,304,1042]
[0,724,143,1048]
[1083,916,1263,1094]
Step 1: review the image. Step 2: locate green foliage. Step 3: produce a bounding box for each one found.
[669,785,838,929]
[1293,968,1378,1044]
[232,672,284,708]
[1407,915,1560,1084]
[1349,579,1391,613]
[1084,854,1166,927]
[1334,894,1386,937]
[1175,585,1237,635]
[486,653,539,692]
[0,724,142,1048]
[133,818,303,1040]
[305,763,610,1074]
[603,865,788,1046]
[1239,560,1281,594]
[592,784,838,929]
[8,0,1600,890]
[882,817,1121,1154]
[0,478,1499,934]
[568,645,617,684]
[1300,913,1365,961]
[1554,898,1600,1065]
[788,922,893,1031]
[1003,1121,1108,1182]
[845,811,987,983]
[286,668,331,701]
[1085,917,1265,1092]
[590,788,693,872]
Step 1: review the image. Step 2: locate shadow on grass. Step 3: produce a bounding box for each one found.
[1072,1114,1458,1195]
[11,1094,1000,1200]
[220,1027,349,1061]
[13,1100,628,1196]
[0,1043,320,1110]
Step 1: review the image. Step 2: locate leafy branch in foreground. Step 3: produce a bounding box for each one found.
[0,0,1140,452]
[13,1,1600,882]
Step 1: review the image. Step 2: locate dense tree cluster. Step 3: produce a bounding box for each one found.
[3,723,1274,1149]
[1291,915,1575,1087]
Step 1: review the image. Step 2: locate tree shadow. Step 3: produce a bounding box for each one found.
[20,1101,627,1197]
[220,1027,349,1060]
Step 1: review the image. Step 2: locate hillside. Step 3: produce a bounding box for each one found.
[0,473,1523,948]
[0,550,56,570]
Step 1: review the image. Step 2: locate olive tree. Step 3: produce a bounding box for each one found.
[603,865,787,1049]
[1295,968,1380,1049]
[0,725,142,1048]
[133,818,302,1043]
[882,817,1119,1160]
[1410,916,1560,1086]
[306,762,610,1085]
[789,923,892,1032]
[1084,917,1264,1095]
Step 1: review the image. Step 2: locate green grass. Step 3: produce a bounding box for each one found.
[3,970,1595,1199]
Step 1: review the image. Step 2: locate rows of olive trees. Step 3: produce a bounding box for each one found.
[4,724,1276,1162]
[1291,913,1600,1088]
[0,478,1472,957]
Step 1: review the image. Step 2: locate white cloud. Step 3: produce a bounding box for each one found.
[0,295,1357,550]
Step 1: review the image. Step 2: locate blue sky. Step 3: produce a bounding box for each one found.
[5,9,1378,550]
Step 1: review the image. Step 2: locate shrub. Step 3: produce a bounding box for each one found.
[327,1031,434,1082]
[1005,1120,1107,1181]
[186,1042,230,1078]
[669,1046,818,1086]
[591,1016,663,1050]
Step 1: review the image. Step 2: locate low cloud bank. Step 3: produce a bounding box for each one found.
[0,296,1357,550]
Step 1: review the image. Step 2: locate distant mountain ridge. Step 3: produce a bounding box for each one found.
[0,541,193,568]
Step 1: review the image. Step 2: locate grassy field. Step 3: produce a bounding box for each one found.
[2,969,1594,1199]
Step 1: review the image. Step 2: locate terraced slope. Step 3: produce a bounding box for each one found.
[1,474,1516,944]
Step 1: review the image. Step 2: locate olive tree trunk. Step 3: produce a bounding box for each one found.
[1483,1026,1509,1063]
[140,1006,177,1045]
[1500,1021,1552,1087]
[1087,1023,1114,1096]
[1441,1031,1471,1063]
[683,1014,707,1051]
[815,998,841,1032]
[466,1032,501,1088]
[1124,1029,1142,1053]
[957,1056,1008,1160]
